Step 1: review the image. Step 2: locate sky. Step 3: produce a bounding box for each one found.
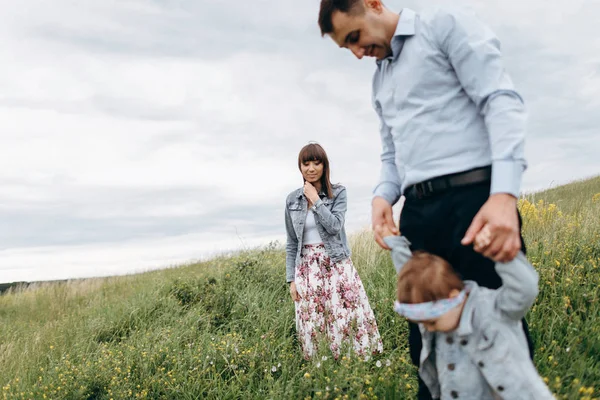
[1,0,599,283]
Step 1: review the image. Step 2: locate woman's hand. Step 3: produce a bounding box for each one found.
[303,182,320,206]
[289,281,301,302]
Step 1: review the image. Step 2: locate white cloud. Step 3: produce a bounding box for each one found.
[0,0,599,282]
[0,230,285,283]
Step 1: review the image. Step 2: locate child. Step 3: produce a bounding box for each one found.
[376,224,554,400]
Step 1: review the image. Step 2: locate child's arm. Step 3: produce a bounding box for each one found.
[494,252,539,320]
[382,235,413,274]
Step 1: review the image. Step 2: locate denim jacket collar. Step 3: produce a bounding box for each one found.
[294,187,328,200]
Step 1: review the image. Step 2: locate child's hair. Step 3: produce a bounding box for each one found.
[397,251,464,304]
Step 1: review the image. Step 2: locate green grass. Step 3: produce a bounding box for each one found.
[1,177,599,400]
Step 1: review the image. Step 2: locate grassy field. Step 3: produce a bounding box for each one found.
[1,176,599,399]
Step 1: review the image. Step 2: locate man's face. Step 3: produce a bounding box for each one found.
[329,3,392,60]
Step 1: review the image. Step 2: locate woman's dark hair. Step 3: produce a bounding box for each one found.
[298,143,333,199]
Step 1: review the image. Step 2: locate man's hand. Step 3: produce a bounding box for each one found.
[374,223,397,239]
[289,281,301,302]
[372,196,398,250]
[461,193,521,262]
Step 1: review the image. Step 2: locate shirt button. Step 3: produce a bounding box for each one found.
[448,363,456,371]
[460,339,468,346]
[446,337,454,344]
[451,390,459,398]
[478,361,485,368]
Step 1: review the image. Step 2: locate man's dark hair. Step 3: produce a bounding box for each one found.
[318,0,364,36]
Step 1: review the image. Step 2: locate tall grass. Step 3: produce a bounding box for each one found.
[1,178,599,399]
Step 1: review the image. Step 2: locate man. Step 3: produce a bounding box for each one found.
[318,1,532,398]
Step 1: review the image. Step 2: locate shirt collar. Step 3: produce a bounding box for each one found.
[395,8,417,36]
[456,281,478,337]
[377,8,417,65]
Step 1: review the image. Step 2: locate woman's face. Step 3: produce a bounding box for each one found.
[300,159,324,185]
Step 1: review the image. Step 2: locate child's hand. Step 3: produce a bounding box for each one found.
[375,224,398,239]
[474,224,492,252]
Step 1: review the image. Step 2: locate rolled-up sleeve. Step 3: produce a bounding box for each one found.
[433,7,527,198]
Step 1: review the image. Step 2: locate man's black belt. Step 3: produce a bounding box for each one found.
[404,166,492,200]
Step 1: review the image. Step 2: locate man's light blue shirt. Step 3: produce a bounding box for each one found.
[372,7,527,205]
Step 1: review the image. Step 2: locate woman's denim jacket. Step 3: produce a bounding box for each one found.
[285,184,351,282]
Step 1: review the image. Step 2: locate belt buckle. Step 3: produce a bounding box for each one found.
[414,181,434,199]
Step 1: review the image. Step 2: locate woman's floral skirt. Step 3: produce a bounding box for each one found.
[294,243,383,360]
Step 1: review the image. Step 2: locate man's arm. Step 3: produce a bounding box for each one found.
[433,7,527,197]
[372,113,403,206]
[371,87,402,249]
[432,8,527,262]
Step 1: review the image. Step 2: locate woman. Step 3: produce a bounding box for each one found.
[285,143,383,360]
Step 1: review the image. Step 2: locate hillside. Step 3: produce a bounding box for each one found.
[1,177,599,399]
